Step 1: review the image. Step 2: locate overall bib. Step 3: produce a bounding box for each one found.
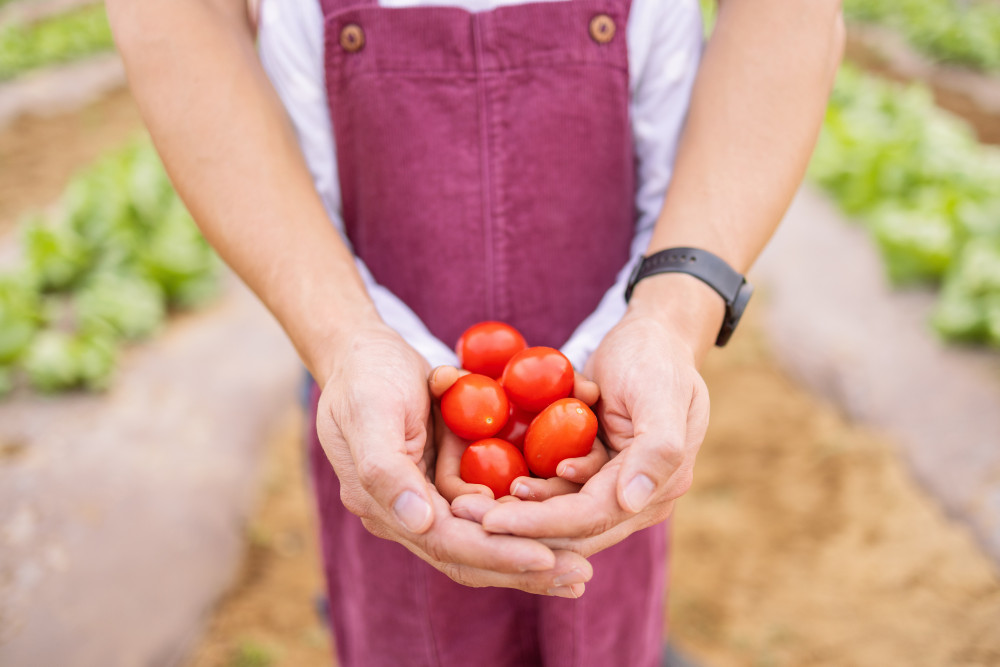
[308,1,668,664]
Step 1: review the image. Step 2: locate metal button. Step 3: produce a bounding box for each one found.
[589,14,615,44]
[340,24,365,53]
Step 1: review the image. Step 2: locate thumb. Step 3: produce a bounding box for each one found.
[342,400,436,535]
[615,373,710,514]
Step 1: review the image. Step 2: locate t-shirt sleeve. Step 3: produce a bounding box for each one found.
[560,0,704,371]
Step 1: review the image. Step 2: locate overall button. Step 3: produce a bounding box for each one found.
[589,14,616,44]
[340,24,365,52]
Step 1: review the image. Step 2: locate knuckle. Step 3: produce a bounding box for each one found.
[439,563,483,589]
[340,485,369,518]
[586,510,617,538]
[421,535,450,565]
[664,467,694,500]
[647,440,685,471]
[356,453,391,492]
[359,517,392,541]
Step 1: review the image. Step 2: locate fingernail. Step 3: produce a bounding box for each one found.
[558,464,575,479]
[394,490,432,533]
[512,482,530,499]
[623,474,655,513]
[547,583,585,599]
[553,568,586,587]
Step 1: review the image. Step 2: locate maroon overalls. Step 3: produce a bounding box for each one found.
[307,1,668,664]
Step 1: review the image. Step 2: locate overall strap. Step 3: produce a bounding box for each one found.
[318,0,376,17]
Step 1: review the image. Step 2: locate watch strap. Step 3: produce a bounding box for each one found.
[625,248,744,304]
[624,247,753,346]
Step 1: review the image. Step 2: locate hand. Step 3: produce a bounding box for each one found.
[470,311,710,556]
[315,324,593,596]
[430,365,607,503]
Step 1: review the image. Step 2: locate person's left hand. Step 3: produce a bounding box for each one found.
[457,310,711,556]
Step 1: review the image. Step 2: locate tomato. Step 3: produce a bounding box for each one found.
[456,321,527,379]
[460,438,529,499]
[500,346,574,412]
[523,398,597,478]
[494,403,535,451]
[440,373,509,441]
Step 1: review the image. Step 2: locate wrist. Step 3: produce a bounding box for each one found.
[624,272,725,366]
[306,306,387,387]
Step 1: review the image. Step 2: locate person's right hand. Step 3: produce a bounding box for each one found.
[315,323,593,597]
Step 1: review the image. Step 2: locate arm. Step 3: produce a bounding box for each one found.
[475,0,845,549]
[108,0,590,594]
[560,0,703,370]
[256,0,458,369]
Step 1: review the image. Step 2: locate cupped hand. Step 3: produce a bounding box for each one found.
[315,324,593,596]
[471,312,710,556]
[430,365,607,503]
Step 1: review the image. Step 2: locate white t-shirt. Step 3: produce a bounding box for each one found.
[257,0,703,369]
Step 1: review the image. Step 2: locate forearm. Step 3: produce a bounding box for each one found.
[108,0,378,385]
[628,0,845,362]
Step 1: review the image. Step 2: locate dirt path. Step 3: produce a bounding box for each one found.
[185,313,1000,667]
[0,86,143,235]
[184,410,333,667]
[671,312,1000,667]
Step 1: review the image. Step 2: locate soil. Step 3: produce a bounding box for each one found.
[184,409,334,667]
[184,313,1000,667]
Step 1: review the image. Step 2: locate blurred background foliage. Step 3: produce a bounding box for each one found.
[0,139,221,395]
[843,0,1000,71]
[0,3,114,81]
[811,67,1000,345]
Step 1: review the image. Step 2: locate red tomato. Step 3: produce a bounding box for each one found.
[500,346,574,412]
[460,438,529,499]
[523,398,597,478]
[440,374,509,441]
[456,321,528,379]
[494,403,535,451]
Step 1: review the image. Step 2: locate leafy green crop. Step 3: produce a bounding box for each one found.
[0,3,115,81]
[0,137,220,394]
[844,0,1000,71]
[810,66,1000,346]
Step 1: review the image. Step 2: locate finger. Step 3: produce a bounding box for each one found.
[429,365,468,399]
[572,372,600,406]
[337,399,435,535]
[510,475,580,501]
[616,372,709,514]
[555,435,610,484]
[451,492,501,523]
[413,544,594,597]
[434,409,492,502]
[538,499,675,557]
[481,463,630,539]
[413,493,556,574]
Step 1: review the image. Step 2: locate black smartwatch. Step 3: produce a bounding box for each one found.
[624,247,753,347]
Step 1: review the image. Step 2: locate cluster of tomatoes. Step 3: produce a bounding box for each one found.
[440,321,598,499]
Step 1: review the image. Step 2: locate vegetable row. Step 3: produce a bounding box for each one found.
[0,137,221,395]
[809,66,1000,346]
[843,0,1000,72]
[0,3,114,81]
